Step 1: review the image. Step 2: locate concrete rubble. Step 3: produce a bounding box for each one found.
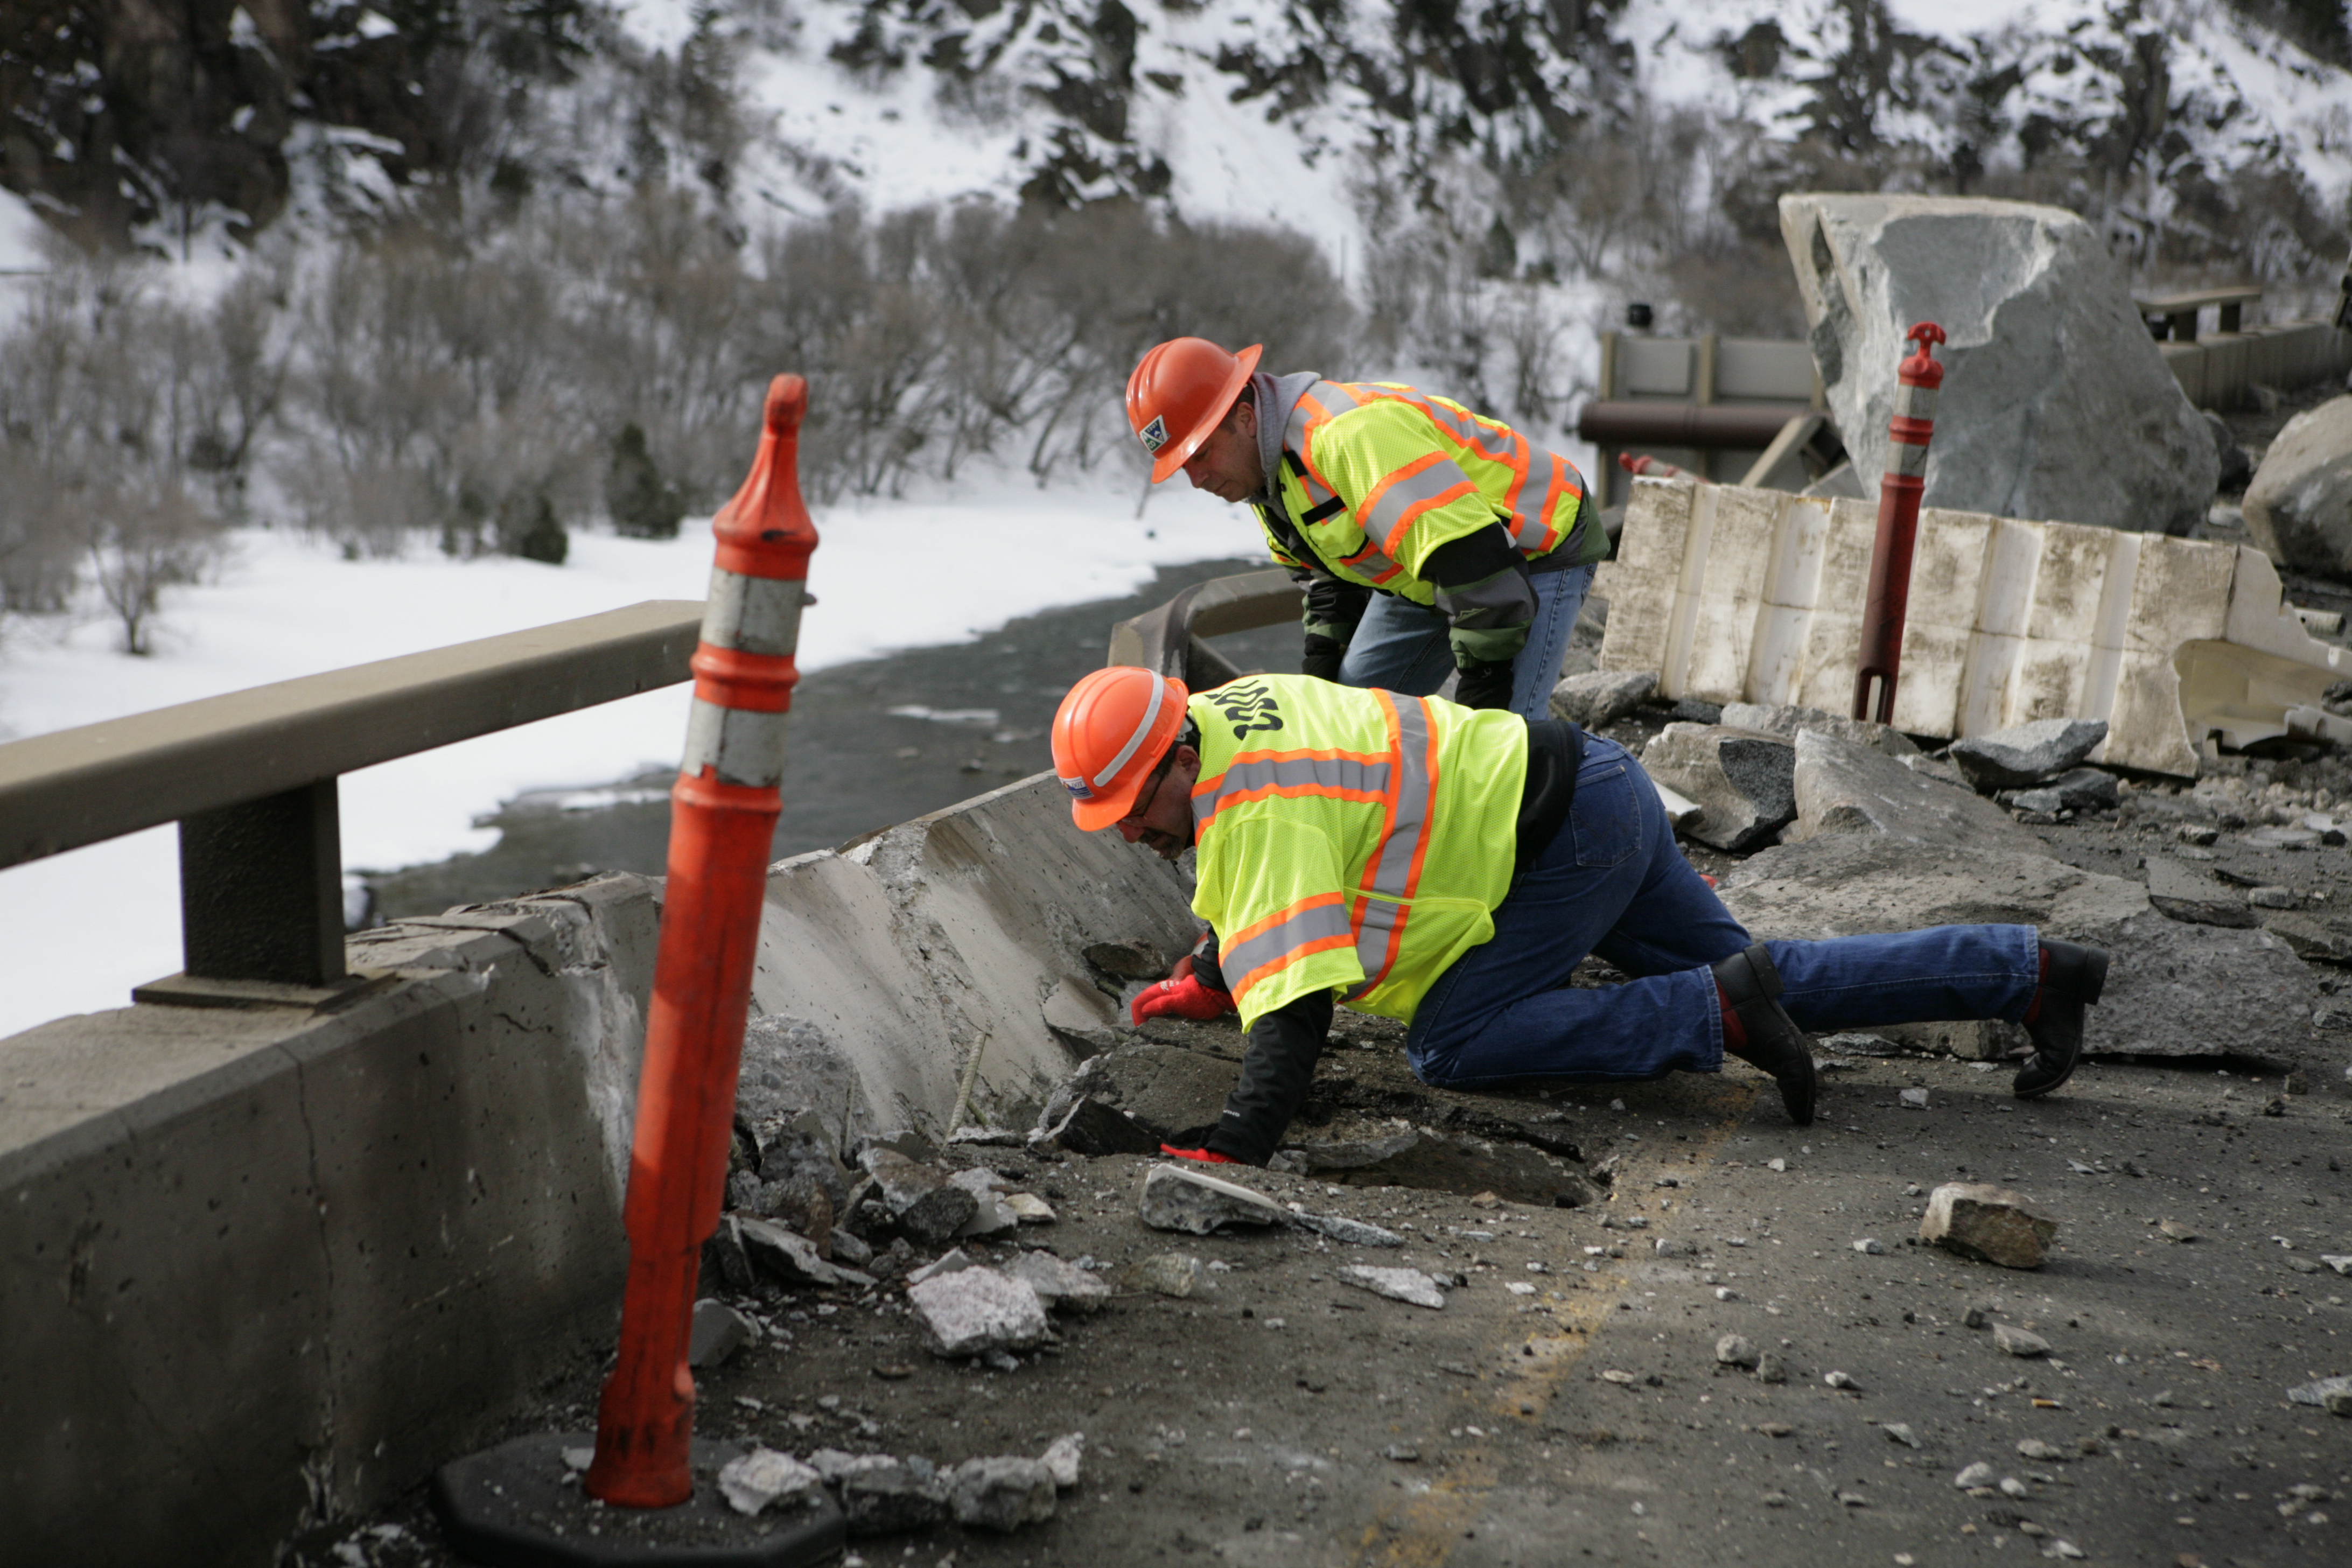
[1788,729,2041,851]
[1949,718,2111,792]
[1636,723,1796,851]
[1137,1161,1289,1235]
[717,1447,823,1516]
[1338,1265,1450,1309]
[689,1298,758,1369]
[1549,669,1657,730]
[1780,192,2215,535]
[904,1266,1052,1357]
[1121,1252,1205,1297]
[1920,1182,2060,1268]
[1004,1249,1111,1313]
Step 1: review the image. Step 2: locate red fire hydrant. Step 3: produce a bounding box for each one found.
[1851,323,1945,725]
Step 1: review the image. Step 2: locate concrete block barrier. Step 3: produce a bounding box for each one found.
[1595,477,2352,775]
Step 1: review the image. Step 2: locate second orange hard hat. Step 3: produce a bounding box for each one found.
[1052,666,1191,830]
[1126,337,1263,483]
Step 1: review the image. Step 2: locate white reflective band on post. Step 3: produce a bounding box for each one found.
[702,567,806,657]
[681,699,790,789]
[1092,675,1164,789]
[1889,442,1931,479]
[1893,384,1940,423]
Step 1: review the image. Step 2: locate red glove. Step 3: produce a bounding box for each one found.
[1130,957,1236,1024]
[1160,1144,1238,1165]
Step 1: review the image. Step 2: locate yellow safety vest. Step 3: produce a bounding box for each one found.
[1187,674,1527,1027]
[1255,379,1595,604]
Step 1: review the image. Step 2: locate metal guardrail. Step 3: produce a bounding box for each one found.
[0,600,704,998]
[1105,568,1302,689]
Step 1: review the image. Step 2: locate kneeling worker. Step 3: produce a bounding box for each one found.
[1052,667,2109,1166]
[1126,337,1604,719]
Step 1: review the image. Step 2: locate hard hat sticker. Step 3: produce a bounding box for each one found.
[1062,776,1094,800]
[1139,415,1168,453]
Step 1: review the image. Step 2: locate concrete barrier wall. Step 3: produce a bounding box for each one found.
[748,771,1199,1144]
[0,769,1200,1565]
[0,874,659,1568]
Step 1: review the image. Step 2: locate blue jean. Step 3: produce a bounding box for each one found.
[1338,563,1595,723]
[1406,736,2043,1088]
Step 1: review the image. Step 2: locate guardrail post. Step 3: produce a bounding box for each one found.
[1852,322,1945,725]
[177,781,345,987]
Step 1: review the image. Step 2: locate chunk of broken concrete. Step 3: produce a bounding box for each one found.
[1948,719,2110,792]
[1551,669,1656,730]
[2259,911,2352,964]
[1337,1265,1447,1310]
[1031,1095,1160,1157]
[2286,1374,2352,1410]
[736,1217,877,1291]
[1121,1252,1205,1297]
[1138,1162,1285,1235]
[1787,730,2041,852]
[948,1167,1019,1237]
[689,1298,757,1369]
[1920,1183,2058,1269]
[1781,193,2216,536]
[1004,1192,1056,1224]
[1287,1209,1404,1247]
[2006,767,2120,816]
[1639,723,1796,851]
[2147,857,2259,928]
[1992,1324,2050,1357]
[717,1447,823,1516]
[836,1456,948,1535]
[862,1150,979,1244]
[947,1456,1058,1531]
[1716,1333,1761,1369]
[1720,702,1920,759]
[1005,1249,1110,1313]
[905,1266,1052,1357]
[1287,1129,1603,1207]
[1040,1432,1085,1489]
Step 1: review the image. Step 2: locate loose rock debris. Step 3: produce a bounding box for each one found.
[1335,1265,1448,1310]
[1920,1182,2060,1268]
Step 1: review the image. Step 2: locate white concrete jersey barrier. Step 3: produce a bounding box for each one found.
[1595,477,2352,776]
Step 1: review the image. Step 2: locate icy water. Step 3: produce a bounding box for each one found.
[362,558,1293,919]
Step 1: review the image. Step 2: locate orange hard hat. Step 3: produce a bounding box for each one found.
[1127,337,1263,482]
[1052,666,1191,830]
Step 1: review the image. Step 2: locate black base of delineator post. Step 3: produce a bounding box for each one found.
[431,1433,845,1568]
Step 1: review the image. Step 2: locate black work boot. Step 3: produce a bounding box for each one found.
[1712,942,1816,1126]
[2013,939,2109,1099]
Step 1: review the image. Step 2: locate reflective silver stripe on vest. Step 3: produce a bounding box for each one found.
[1345,694,1438,996]
[1220,895,1355,989]
[1362,455,1478,552]
[1196,752,1393,832]
[1335,540,1405,583]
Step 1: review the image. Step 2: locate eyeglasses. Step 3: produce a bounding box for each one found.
[1118,750,1178,828]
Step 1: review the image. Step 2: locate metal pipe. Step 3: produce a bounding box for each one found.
[1573,401,1803,450]
[1853,324,1947,725]
[585,376,819,1509]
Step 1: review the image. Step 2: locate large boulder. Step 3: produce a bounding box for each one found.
[2242,396,2352,577]
[1781,194,2216,536]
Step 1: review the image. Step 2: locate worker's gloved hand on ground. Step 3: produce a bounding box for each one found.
[1451,656,1515,711]
[1130,955,1236,1024]
[1159,1144,1238,1165]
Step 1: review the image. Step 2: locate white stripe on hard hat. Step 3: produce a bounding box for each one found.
[1091,673,1164,789]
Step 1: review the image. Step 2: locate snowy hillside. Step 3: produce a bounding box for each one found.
[595,0,2352,275]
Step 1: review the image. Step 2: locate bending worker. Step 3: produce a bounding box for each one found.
[1127,337,1604,719]
[1052,667,2109,1165]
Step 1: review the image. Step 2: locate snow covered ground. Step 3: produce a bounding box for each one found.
[0,468,1262,1040]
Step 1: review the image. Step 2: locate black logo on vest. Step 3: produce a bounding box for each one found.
[1207,680,1284,739]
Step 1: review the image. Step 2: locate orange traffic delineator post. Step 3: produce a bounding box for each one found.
[586,375,820,1507]
[432,377,840,1568]
[1851,322,1945,725]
